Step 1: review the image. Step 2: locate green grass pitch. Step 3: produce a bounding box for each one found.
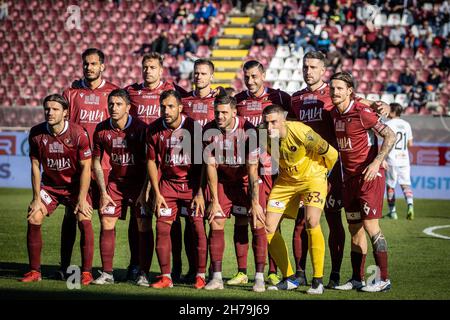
[1,188,449,300]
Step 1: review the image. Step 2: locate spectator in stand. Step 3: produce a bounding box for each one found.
[389,25,406,48]
[261,1,279,25]
[342,34,361,59]
[147,1,173,24]
[280,1,293,24]
[276,22,295,46]
[293,20,314,50]
[317,30,332,52]
[340,0,357,25]
[252,22,270,47]
[323,19,341,42]
[427,65,442,90]
[152,31,169,55]
[409,84,427,112]
[399,67,416,93]
[177,32,198,57]
[319,3,333,25]
[174,2,195,26]
[305,3,320,24]
[327,44,344,70]
[195,1,218,24]
[195,19,219,48]
[179,51,197,80]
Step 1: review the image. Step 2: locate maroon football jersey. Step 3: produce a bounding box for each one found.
[29,121,91,188]
[125,81,175,125]
[331,100,386,178]
[63,79,118,146]
[181,91,215,127]
[235,88,293,127]
[203,116,258,184]
[147,116,201,183]
[93,116,147,185]
[291,83,338,148]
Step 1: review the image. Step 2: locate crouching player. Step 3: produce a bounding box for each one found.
[22,94,94,284]
[91,89,151,285]
[147,90,207,289]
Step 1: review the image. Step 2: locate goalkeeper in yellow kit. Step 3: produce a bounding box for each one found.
[260,104,338,294]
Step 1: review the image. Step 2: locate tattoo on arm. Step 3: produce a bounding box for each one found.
[93,157,107,194]
[375,125,395,162]
[247,164,259,204]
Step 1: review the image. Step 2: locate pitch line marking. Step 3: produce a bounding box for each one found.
[423,225,450,240]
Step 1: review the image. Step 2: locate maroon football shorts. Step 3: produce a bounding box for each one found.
[156,179,198,222]
[39,185,91,216]
[325,162,344,212]
[343,169,385,224]
[100,179,147,220]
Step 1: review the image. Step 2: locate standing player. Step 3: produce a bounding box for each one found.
[91,89,149,285]
[21,94,94,285]
[203,94,267,292]
[384,103,414,220]
[261,105,338,294]
[232,60,293,287]
[329,72,394,292]
[60,48,122,279]
[290,51,346,288]
[179,59,217,281]
[146,90,207,289]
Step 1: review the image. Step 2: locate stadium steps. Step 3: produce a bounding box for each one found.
[211,15,255,88]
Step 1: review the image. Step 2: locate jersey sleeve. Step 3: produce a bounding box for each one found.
[77,129,92,160]
[302,125,338,172]
[360,106,386,133]
[146,129,157,161]
[28,130,39,160]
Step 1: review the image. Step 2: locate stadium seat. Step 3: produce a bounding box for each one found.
[393,59,407,71]
[291,47,304,59]
[283,57,298,70]
[275,45,290,59]
[386,47,400,59]
[362,70,374,82]
[285,81,302,94]
[389,70,401,83]
[387,14,401,26]
[395,94,409,108]
[353,59,367,71]
[370,82,384,93]
[357,82,369,93]
[400,47,414,59]
[367,59,381,71]
[278,69,293,81]
[374,13,388,27]
[265,69,279,82]
[355,93,366,100]
[366,93,380,101]
[291,69,304,81]
[269,57,285,70]
[273,80,287,90]
[381,93,395,104]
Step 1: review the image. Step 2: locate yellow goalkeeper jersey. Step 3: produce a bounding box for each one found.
[268,121,338,182]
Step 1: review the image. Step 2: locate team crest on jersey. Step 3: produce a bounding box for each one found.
[304,94,318,105]
[64,138,72,146]
[138,90,142,95]
[193,102,208,113]
[289,145,297,152]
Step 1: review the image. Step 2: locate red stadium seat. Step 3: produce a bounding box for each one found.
[370,82,384,93]
[353,58,367,71]
[386,47,400,59]
[357,81,369,93]
[389,70,401,82]
[400,47,414,59]
[361,70,374,82]
[429,47,443,60]
[393,59,407,71]
[376,70,389,82]
[367,59,381,71]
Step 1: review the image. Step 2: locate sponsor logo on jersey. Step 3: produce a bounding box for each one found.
[111,152,135,166]
[79,109,105,123]
[335,120,345,132]
[112,137,127,148]
[192,102,208,114]
[84,94,100,105]
[49,142,64,153]
[137,104,159,117]
[299,107,323,122]
[47,157,71,171]
[337,136,353,151]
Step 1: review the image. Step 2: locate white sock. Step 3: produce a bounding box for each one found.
[255,272,264,281]
[213,272,222,280]
[162,273,172,279]
[197,273,206,279]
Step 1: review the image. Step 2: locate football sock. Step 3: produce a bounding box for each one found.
[234,224,249,272]
[78,220,94,272]
[213,272,222,280]
[100,229,115,273]
[191,217,207,273]
[255,272,264,281]
[267,231,294,278]
[373,251,389,281]
[209,229,225,272]
[156,220,172,275]
[252,227,267,273]
[184,218,196,273]
[128,215,139,267]
[27,223,42,271]
[60,210,77,271]
[306,225,325,278]
[351,251,366,281]
[293,208,308,272]
[170,218,182,274]
[268,253,277,274]
[138,230,154,274]
[401,185,414,205]
[325,210,345,274]
[386,186,396,212]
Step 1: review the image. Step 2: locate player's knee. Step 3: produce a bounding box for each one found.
[371,231,388,252]
[28,214,44,226]
[101,217,117,230]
